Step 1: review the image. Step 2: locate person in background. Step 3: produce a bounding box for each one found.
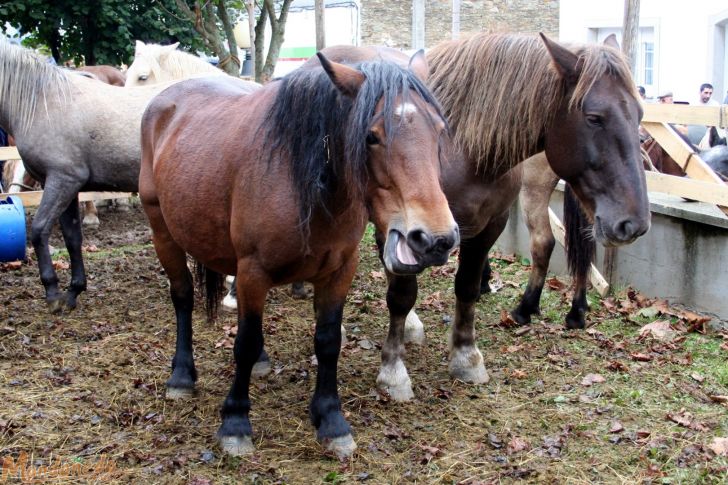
[697,83,719,106]
[637,85,646,100]
[656,90,689,137]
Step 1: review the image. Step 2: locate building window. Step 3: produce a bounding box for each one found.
[643,42,654,85]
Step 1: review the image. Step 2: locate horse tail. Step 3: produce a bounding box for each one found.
[194,261,224,321]
[563,184,595,280]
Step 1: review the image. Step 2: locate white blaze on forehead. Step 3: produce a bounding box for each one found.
[394,102,418,117]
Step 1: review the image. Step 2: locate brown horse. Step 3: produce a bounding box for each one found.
[139,53,458,458]
[77,65,126,86]
[313,33,650,400]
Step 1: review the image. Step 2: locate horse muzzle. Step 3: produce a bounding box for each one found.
[594,214,651,247]
[383,227,460,275]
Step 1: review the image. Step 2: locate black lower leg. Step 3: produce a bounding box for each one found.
[58,198,86,309]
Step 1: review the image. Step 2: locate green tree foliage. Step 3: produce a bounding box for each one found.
[0,0,205,66]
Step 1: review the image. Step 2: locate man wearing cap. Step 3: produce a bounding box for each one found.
[657,91,674,104]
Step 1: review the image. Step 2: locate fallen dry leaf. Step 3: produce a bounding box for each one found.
[499,310,517,328]
[546,277,567,292]
[507,437,529,454]
[609,421,624,433]
[581,373,606,387]
[83,244,100,252]
[606,360,629,372]
[52,260,70,270]
[708,437,728,457]
[510,369,527,379]
[369,270,385,280]
[666,410,709,432]
[630,352,653,362]
[690,373,705,383]
[639,320,676,341]
[1,261,23,270]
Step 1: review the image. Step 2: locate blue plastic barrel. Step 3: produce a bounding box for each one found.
[0,195,27,262]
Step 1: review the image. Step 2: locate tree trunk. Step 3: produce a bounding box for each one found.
[315,0,325,51]
[254,6,268,82]
[260,0,293,83]
[246,0,256,78]
[622,0,640,73]
[173,0,241,76]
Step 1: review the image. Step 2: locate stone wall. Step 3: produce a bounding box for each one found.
[361,0,559,49]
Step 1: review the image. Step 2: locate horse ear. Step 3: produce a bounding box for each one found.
[539,33,579,82]
[317,52,366,98]
[135,40,146,56]
[161,43,180,56]
[408,49,429,82]
[603,34,620,50]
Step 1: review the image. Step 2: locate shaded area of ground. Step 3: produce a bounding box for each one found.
[0,204,726,484]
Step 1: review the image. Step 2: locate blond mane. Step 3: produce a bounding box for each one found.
[0,41,71,136]
[426,33,638,170]
[127,43,224,85]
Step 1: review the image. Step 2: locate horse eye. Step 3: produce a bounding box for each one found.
[366,132,380,145]
[585,114,603,127]
[139,74,149,81]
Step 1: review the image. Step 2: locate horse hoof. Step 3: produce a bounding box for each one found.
[251,359,272,378]
[219,435,254,456]
[376,360,414,402]
[166,386,195,399]
[47,299,64,315]
[404,310,425,345]
[225,275,235,289]
[83,215,100,226]
[291,282,307,299]
[449,346,489,384]
[510,308,532,326]
[222,293,238,312]
[321,434,356,460]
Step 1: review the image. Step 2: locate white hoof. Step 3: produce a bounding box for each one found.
[222,293,238,312]
[322,434,356,460]
[166,386,195,399]
[220,435,255,456]
[340,325,347,346]
[115,199,131,211]
[225,275,235,288]
[82,214,100,226]
[251,359,272,378]
[449,345,489,384]
[404,311,425,345]
[376,359,414,401]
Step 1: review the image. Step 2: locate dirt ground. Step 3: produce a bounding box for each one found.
[0,202,726,484]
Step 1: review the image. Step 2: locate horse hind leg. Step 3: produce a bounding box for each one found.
[511,156,559,325]
[563,185,595,330]
[82,200,99,226]
[141,198,198,397]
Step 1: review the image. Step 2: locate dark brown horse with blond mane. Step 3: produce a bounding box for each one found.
[139,52,458,458]
[311,33,650,400]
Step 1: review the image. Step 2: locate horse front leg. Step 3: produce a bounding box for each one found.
[218,269,268,456]
[565,269,589,329]
[309,256,357,459]
[30,179,83,313]
[449,215,508,384]
[58,196,87,311]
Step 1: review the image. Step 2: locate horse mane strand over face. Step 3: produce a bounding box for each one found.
[261,60,445,241]
[426,33,638,171]
[0,41,72,136]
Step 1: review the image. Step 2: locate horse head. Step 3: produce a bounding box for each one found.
[317,53,460,274]
[125,40,179,86]
[540,33,650,247]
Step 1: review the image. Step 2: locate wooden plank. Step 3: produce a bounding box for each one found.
[548,208,610,297]
[642,121,728,216]
[645,171,728,206]
[0,191,133,207]
[642,104,727,128]
[0,147,21,160]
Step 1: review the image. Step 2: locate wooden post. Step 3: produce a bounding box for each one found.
[622,0,640,73]
[412,0,425,49]
[452,0,460,40]
[315,0,326,51]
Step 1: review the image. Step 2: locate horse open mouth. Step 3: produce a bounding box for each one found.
[383,230,423,275]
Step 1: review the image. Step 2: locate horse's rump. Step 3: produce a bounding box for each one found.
[77,65,126,86]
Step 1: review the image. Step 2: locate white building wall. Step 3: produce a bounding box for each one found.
[560,0,728,104]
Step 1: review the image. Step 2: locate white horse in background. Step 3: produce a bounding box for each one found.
[125,41,227,87]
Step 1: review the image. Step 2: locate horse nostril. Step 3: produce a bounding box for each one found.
[615,219,637,241]
[406,229,433,254]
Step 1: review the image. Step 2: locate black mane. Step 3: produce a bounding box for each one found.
[261,59,445,240]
